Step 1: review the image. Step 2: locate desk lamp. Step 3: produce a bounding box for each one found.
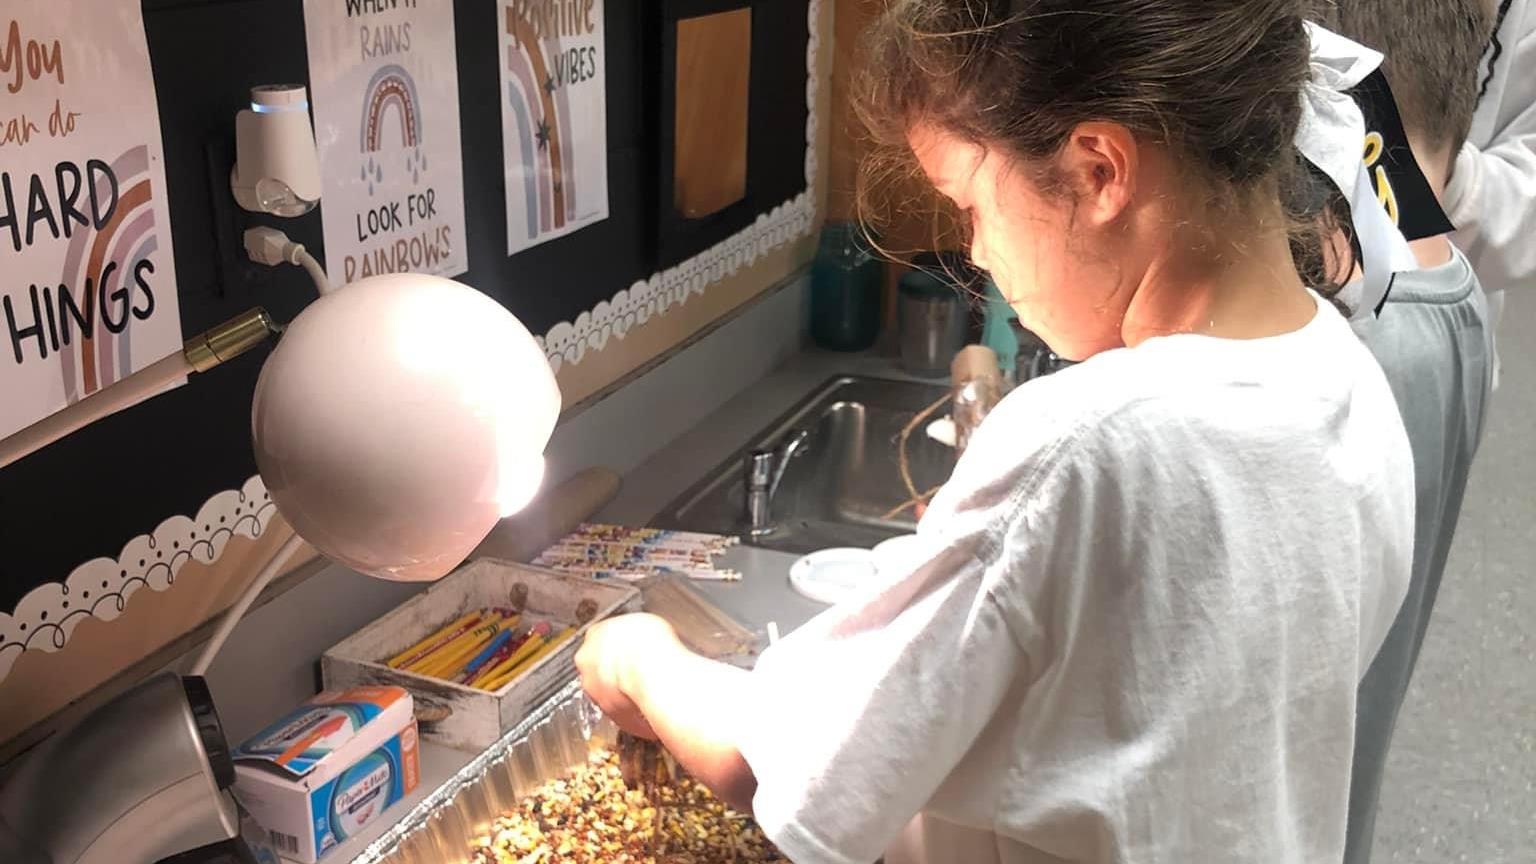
[0,269,561,864]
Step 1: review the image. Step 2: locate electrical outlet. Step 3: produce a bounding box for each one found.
[203,135,266,299]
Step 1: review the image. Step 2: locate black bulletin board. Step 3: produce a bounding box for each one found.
[0,0,810,613]
[657,0,812,265]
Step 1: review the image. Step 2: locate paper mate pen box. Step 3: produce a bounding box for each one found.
[232,686,420,863]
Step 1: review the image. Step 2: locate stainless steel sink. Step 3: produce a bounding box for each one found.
[653,375,958,554]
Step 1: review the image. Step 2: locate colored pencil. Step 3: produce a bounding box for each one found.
[473,622,553,689]
[454,628,513,683]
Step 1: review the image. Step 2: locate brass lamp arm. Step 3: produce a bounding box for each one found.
[0,308,278,471]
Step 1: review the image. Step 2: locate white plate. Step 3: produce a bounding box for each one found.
[789,548,879,605]
[871,534,925,575]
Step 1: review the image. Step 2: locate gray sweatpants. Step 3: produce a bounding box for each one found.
[1346,246,1494,864]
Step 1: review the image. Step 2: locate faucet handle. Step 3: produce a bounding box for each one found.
[744,449,777,537]
[745,449,776,490]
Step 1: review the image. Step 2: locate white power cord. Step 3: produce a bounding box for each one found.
[192,231,324,677]
[298,251,329,297]
[243,226,334,296]
[189,532,306,676]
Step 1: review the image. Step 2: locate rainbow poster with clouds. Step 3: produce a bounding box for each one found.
[303,0,468,286]
[498,0,610,256]
[0,0,184,441]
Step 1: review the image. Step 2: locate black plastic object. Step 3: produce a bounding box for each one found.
[0,811,48,864]
[182,675,236,791]
[907,251,983,292]
[155,838,258,864]
[897,268,951,300]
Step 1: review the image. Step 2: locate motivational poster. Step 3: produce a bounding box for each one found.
[304,0,469,285]
[499,0,610,255]
[0,3,183,441]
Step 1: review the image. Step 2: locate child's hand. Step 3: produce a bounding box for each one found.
[576,613,680,739]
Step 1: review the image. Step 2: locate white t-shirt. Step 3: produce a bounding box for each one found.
[738,298,1414,864]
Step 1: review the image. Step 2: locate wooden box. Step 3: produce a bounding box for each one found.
[321,559,640,753]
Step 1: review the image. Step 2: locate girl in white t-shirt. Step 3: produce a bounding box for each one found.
[577,3,1414,862]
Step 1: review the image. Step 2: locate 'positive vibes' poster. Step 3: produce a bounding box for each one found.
[498,0,610,256]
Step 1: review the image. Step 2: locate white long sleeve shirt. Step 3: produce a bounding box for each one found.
[1445,0,1536,372]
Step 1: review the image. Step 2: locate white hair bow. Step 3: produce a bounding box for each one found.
[1296,21,1420,321]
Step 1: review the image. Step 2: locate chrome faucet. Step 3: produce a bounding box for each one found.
[744,428,808,537]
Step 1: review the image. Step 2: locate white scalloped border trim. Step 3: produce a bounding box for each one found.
[0,476,277,683]
[0,0,823,685]
[537,0,823,372]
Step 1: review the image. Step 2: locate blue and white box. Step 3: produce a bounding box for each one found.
[232,686,420,862]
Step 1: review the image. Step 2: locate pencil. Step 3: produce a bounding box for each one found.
[408,614,514,678]
[465,627,536,686]
[455,628,514,683]
[475,638,543,691]
[576,524,733,545]
[410,629,495,679]
[473,622,553,689]
[542,563,740,581]
[506,626,576,676]
[386,611,481,669]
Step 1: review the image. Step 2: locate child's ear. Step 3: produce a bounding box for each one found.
[1063,121,1138,226]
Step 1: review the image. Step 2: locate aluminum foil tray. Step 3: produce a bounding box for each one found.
[349,680,615,864]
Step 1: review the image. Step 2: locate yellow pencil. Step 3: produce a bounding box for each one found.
[479,624,574,692]
[386,611,481,669]
[479,628,576,692]
[472,628,546,688]
[506,627,575,678]
[407,614,512,678]
[474,628,550,690]
[403,612,501,671]
[478,646,540,692]
[415,636,489,679]
[415,615,519,679]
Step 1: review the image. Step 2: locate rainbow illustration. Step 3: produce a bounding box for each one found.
[56,145,161,401]
[504,6,577,239]
[358,64,427,194]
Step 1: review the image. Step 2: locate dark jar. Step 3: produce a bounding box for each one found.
[809,221,883,352]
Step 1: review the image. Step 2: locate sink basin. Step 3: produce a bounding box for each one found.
[653,375,958,554]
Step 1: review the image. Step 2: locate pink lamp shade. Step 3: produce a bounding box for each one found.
[251,274,561,581]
